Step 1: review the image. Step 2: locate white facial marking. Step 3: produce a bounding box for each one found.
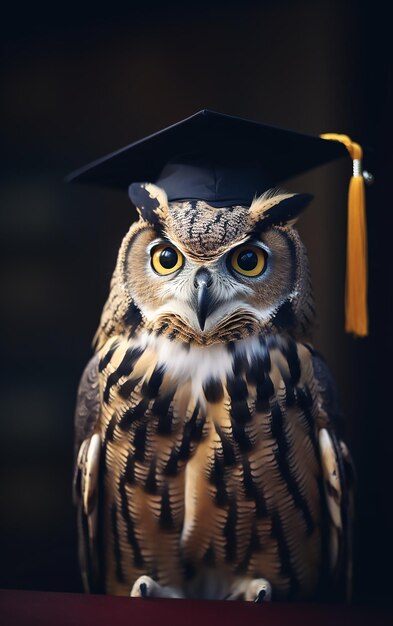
[141,299,279,334]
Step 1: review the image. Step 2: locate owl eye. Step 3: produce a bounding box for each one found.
[230,244,266,277]
[151,244,184,275]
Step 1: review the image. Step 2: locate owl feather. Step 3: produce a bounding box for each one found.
[74,186,354,601]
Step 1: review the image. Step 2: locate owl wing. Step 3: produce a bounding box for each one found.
[311,349,356,601]
[72,354,104,593]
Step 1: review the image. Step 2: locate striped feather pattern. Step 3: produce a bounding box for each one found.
[92,332,328,599]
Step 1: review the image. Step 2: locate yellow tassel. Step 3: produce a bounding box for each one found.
[320,133,368,337]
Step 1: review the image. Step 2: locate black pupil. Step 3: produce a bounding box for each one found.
[160,247,178,269]
[237,249,258,271]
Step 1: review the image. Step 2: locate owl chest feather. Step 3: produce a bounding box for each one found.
[97,331,325,599]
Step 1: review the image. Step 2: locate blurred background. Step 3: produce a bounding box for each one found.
[0,0,391,606]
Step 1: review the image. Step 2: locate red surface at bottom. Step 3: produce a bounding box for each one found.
[0,589,392,626]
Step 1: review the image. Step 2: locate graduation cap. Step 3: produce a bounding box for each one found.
[68,109,369,336]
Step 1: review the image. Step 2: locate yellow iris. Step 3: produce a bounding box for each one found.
[151,244,184,275]
[230,245,266,277]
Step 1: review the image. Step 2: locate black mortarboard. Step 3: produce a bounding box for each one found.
[67,109,348,208]
[68,110,369,337]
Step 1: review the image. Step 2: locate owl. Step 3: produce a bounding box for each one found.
[73,181,354,603]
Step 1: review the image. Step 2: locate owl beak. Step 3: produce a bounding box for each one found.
[194,268,213,331]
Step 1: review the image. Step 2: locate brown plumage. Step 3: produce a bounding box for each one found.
[73,184,354,602]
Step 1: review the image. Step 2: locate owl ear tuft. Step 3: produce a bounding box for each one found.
[249,191,313,228]
[128,183,169,224]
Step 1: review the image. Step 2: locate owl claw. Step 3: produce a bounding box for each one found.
[139,582,147,598]
[130,575,185,599]
[130,575,155,598]
[244,578,272,603]
[250,580,272,603]
[255,589,266,603]
[228,577,272,602]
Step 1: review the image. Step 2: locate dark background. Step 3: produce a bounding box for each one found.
[0,0,391,606]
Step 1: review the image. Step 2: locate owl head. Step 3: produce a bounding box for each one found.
[94,182,314,349]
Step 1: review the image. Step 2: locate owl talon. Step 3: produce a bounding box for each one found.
[139,582,147,598]
[245,578,272,603]
[130,575,185,599]
[255,589,266,603]
[228,577,272,602]
[131,575,155,598]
